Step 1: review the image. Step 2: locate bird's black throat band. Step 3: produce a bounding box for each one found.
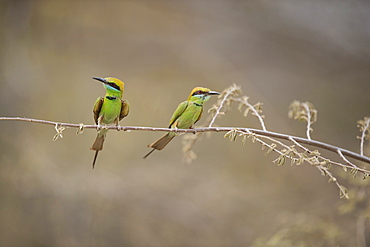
[106,96,117,100]
[193,102,203,107]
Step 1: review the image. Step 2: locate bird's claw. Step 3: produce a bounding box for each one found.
[189,126,196,134]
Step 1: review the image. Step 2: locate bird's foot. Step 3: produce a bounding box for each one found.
[189,126,196,134]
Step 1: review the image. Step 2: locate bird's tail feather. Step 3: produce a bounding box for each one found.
[143,148,155,159]
[91,135,105,151]
[90,134,106,168]
[92,151,99,169]
[149,133,175,150]
[143,133,175,159]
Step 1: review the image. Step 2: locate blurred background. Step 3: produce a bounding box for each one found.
[1,0,370,246]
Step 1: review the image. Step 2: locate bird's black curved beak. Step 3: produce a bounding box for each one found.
[208,91,220,95]
[92,77,107,84]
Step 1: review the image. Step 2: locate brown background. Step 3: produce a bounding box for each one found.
[1,1,369,246]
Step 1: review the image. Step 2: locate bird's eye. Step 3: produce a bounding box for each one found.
[192,90,204,96]
[108,82,121,91]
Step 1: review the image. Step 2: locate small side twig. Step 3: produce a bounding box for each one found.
[358,117,370,156]
[289,101,317,140]
[231,97,267,131]
[53,123,65,141]
[302,103,312,140]
[208,84,241,127]
[337,149,358,171]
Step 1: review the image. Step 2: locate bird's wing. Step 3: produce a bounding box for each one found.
[93,97,104,124]
[169,101,188,127]
[119,100,130,121]
[194,106,203,125]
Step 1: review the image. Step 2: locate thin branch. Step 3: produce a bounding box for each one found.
[289,137,367,173]
[289,101,317,140]
[359,117,370,156]
[235,128,290,159]
[337,149,358,170]
[302,103,312,140]
[1,117,370,169]
[231,97,267,131]
[208,84,240,127]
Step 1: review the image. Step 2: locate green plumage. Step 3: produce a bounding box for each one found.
[90,77,129,168]
[144,87,219,158]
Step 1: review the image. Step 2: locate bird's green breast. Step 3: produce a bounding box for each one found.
[100,96,122,124]
[174,102,203,129]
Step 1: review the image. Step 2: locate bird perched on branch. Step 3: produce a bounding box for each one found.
[144,87,219,158]
[90,77,130,168]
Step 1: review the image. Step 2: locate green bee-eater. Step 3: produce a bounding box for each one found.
[144,87,220,158]
[90,77,130,168]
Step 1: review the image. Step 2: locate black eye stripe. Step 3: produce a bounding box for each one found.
[192,90,207,96]
[108,82,120,91]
